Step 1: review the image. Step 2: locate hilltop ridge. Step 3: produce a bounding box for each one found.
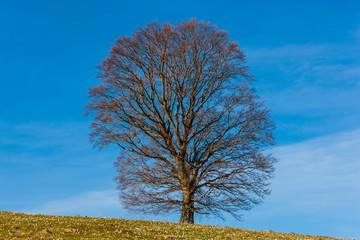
[0,211,348,239]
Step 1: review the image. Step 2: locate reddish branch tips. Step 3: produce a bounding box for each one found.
[87,19,276,224]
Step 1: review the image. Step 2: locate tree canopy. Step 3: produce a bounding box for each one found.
[86,19,276,224]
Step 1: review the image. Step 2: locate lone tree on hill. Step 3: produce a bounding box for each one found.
[86,19,276,224]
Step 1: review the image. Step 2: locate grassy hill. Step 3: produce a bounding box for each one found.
[0,210,348,239]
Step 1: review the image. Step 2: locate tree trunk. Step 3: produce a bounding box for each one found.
[179,190,194,224]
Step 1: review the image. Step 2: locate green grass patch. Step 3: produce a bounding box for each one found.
[0,210,348,239]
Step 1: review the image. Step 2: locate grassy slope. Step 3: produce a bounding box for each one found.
[0,211,348,240]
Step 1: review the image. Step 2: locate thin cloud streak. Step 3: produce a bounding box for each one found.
[239,128,360,239]
[23,190,122,217]
[273,129,360,203]
[15,125,360,238]
[245,42,360,112]
[243,40,360,143]
[22,189,177,222]
[0,121,118,210]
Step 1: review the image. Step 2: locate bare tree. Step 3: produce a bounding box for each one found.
[86,19,276,224]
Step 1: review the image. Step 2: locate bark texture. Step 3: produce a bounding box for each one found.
[179,190,195,223]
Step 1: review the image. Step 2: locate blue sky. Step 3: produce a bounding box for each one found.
[0,0,359,239]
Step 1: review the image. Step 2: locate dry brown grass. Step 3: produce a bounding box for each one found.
[0,211,348,239]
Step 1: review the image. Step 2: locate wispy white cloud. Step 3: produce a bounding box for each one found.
[0,121,117,165]
[246,42,359,67]
[351,25,360,41]
[22,189,176,222]
[0,121,174,221]
[272,128,360,204]
[237,128,360,239]
[243,38,360,141]
[1,122,93,157]
[246,44,333,62]
[246,44,360,95]
[15,126,360,238]
[0,121,119,211]
[248,42,359,83]
[23,190,123,217]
